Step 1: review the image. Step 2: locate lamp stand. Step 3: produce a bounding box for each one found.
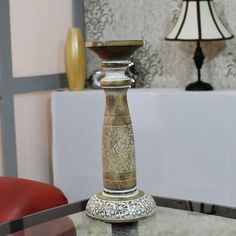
[185,41,213,91]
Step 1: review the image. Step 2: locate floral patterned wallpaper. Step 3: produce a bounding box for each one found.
[84,0,236,89]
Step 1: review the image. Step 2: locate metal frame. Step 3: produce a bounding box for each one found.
[0,0,85,176]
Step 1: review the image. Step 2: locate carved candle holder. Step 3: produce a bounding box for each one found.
[85,40,156,223]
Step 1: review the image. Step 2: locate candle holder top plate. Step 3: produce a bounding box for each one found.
[85,40,143,61]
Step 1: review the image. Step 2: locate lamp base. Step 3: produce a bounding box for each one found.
[185,80,213,91]
[86,190,156,223]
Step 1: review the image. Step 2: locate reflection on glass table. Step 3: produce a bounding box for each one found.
[1,196,236,235]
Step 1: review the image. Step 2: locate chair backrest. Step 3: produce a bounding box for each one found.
[0,176,68,223]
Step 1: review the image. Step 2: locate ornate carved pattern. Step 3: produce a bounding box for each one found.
[133,40,163,88]
[103,124,135,173]
[171,1,182,24]
[227,59,236,79]
[84,0,114,40]
[86,193,156,222]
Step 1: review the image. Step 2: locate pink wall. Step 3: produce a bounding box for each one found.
[8,0,74,183]
[10,0,73,77]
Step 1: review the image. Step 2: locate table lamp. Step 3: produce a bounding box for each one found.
[165,0,233,91]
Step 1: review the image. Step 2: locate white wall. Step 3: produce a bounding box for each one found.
[53,90,236,208]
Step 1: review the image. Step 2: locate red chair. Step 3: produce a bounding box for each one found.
[0,176,76,235]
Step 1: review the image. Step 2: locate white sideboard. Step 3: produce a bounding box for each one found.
[52,89,236,207]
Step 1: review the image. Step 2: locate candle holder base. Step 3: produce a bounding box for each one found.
[86,190,156,223]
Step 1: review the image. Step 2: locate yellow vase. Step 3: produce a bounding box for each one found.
[65,28,86,91]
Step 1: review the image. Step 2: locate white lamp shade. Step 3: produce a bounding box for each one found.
[166,0,233,41]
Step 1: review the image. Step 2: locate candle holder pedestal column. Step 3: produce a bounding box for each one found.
[86,40,156,223]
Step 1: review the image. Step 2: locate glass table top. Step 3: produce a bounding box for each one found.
[1,196,236,235]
